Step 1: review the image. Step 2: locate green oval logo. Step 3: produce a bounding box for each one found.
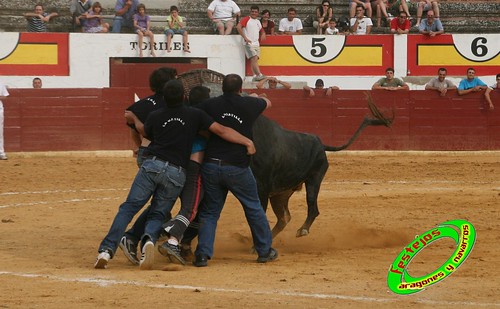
[387,219,476,295]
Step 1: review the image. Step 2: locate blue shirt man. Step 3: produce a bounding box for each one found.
[112,0,139,33]
[458,68,488,96]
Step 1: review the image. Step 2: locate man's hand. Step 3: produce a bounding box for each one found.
[246,141,256,155]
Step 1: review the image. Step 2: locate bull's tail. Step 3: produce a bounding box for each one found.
[323,93,394,152]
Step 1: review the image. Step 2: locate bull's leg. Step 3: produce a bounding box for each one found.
[269,190,294,239]
[297,164,328,237]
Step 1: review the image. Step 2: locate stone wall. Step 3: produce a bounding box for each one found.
[0,0,499,34]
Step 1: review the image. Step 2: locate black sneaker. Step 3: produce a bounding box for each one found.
[193,254,209,267]
[158,242,186,265]
[180,244,194,262]
[119,235,139,265]
[257,248,278,263]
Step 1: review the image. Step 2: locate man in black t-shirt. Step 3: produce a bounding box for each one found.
[125,67,177,167]
[193,74,278,266]
[96,80,255,270]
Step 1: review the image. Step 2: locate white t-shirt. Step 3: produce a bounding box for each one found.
[326,27,339,35]
[350,16,373,35]
[207,0,240,21]
[240,16,262,46]
[278,18,303,33]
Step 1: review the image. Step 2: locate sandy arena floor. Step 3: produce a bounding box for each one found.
[0,151,499,308]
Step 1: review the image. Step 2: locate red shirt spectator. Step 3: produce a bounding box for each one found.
[390,12,410,34]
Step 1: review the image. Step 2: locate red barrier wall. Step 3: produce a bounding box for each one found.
[3,88,499,152]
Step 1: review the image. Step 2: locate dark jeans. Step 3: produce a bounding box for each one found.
[194,162,273,258]
[98,159,185,256]
[124,160,203,242]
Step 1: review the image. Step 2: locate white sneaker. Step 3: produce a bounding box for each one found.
[139,241,155,270]
[94,251,111,269]
[0,154,7,160]
[252,74,267,82]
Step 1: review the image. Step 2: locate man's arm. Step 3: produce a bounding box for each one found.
[256,77,270,89]
[125,110,145,136]
[372,81,382,90]
[42,12,58,22]
[484,88,495,110]
[303,85,315,97]
[115,0,133,16]
[208,123,256,155]
[278,80,291,89]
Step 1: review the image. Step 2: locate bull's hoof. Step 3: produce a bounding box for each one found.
[296,229,309,237]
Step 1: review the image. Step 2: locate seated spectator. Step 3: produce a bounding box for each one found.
[207,0,241,35]
[373,0,393,28]
[349,0,372,19]
[112,0,139,33]
[165,6,190,53]
[390,11,410,34]
[419,10,443,36]
[372,67,409,91]
[69,0,92,31]
[484,73,499,110]
[278,7,303,35]
[133,3,156,57]
[32,77,42,89]
[23,3,58,32]
[416,0,440,28]
[390,0,412,21]
[425,68,456,96]
[82,2,110,33]
[260,10,275,35]
[256,77,291,89]
[350,5,373,35]
[303,79,339,97]
[325,19,340,35]
[457,68,488,96]
[314,1,333,34]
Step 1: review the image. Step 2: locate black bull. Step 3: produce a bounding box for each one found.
[251,99,393,239]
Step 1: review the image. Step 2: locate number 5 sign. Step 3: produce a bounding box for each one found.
[292,36,347,64]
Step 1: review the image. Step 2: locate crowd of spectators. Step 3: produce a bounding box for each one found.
[24,0,446,36]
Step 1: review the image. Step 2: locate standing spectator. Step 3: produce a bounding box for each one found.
[418,10,443,36]
[457,68,488,96]
[237,5,266,82]
[133,3,156,57]
[303,79,339,97]
[372,67,409,90]
[350,5,373,35]
[314,1,333,34]
[207,0,241,35]
[278,7,303,35]
[0,80,9,160]
[425,68,456,96]
[23,3,58,32]
[95,80,256,270]
[82,2,110,33]
[325,19,340,35]
[260,10,275,35]
[256,77,291,89]
[69,0,92,31]
[349,0,372,19]
[112,0,139,33]
[32,77,42,89]
[390,11,410,34]
[484,73,499,110]
[193,74,278,267]
[415,0,440,28]
[165,6,190,53]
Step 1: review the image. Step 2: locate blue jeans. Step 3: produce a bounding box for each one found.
[112,16,133,33]
[195,163,272,258]
[98,159,185,256]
